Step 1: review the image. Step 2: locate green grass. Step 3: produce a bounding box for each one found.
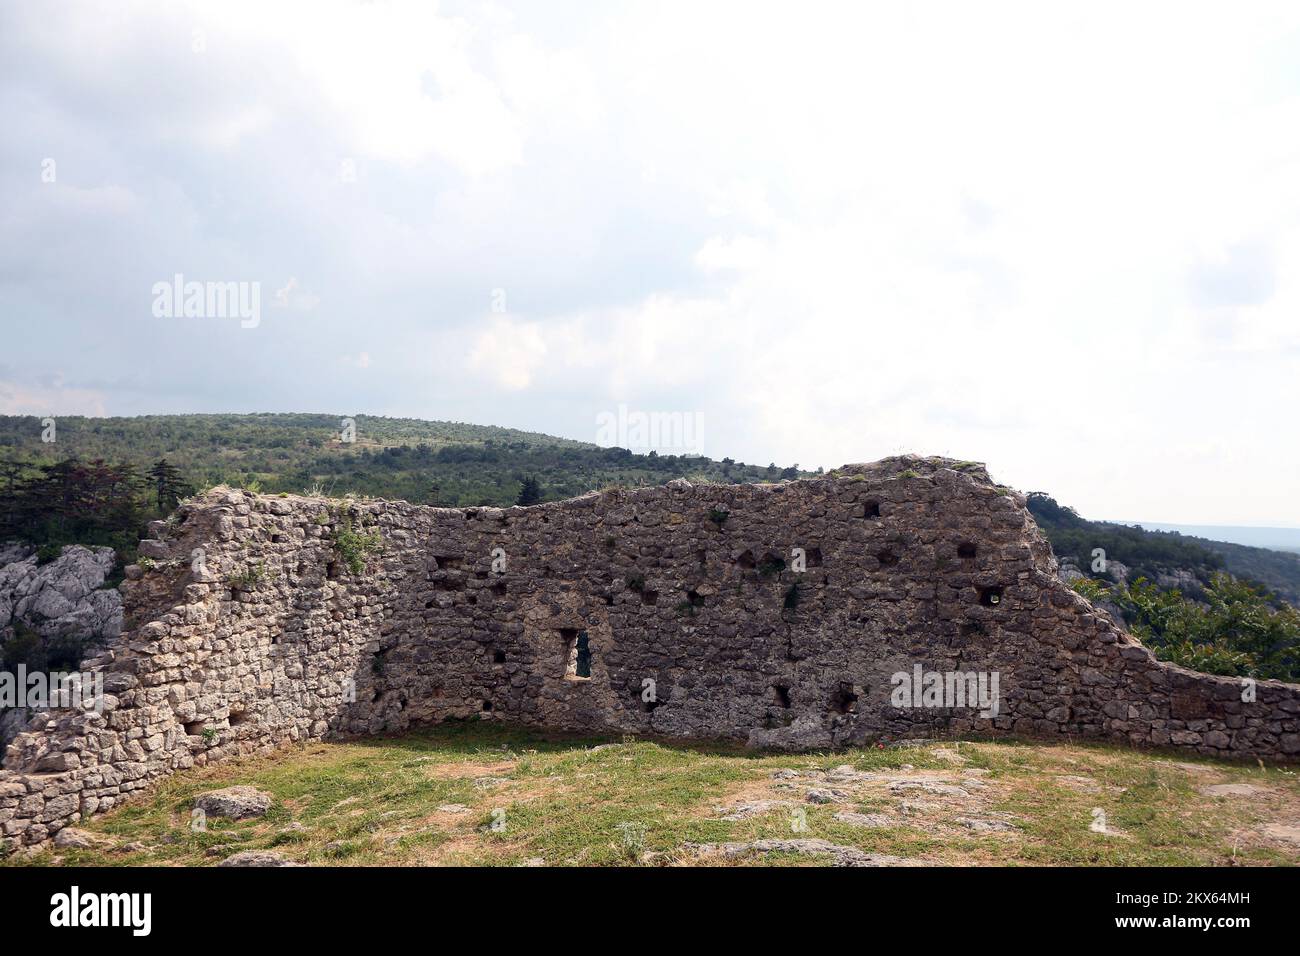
[6,722,1297,867]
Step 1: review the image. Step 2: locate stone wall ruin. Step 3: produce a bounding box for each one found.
[2,456,1297,848]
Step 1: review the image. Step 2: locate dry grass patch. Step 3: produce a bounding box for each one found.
[3,723,1296,867]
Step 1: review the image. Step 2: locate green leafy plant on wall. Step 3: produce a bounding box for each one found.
[228,562,266,591]
[334,517,383,575]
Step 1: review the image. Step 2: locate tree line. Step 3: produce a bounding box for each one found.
[0,413,811,511]
[0,458,193,560]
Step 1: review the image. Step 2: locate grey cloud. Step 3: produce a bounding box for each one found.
[0,1,714,427]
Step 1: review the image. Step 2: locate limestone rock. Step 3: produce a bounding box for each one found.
[833,811,895,828]
[217,850,300,867]
[1259,823,1300,845]
[0,545,121,641]
[889,780,970,798]
[1199,783,1268,798]
[688,838,916,867]
[53,827,112,849]
[194,786,273,819]
[805,788,850,804]
[714,800,793,821]
[955,817,1019,832]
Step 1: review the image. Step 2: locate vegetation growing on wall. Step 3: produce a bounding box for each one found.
[1072,574,1300,681]
[333,518,382,575]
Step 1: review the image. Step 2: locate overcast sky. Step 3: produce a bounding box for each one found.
[2,0,1298,526]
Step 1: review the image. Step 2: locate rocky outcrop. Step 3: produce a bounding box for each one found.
[0,544,122,645]
[1,456,1297,849]
[0,544,123,751]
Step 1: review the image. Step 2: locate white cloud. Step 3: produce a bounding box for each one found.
[694,235,766,274]
[217,1,527,174]
[340,351,371,369]
[273,278,320,312]
[468,317,548,390]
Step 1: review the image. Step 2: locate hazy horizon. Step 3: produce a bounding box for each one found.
[1101,521,1300,544]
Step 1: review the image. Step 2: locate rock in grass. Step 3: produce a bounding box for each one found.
[833,811,894,828]
[217,850,300,867]
[1200,783,1267,798]
[53,827,112,849]
[889,780,969,797]
[194,786,272,820]
[1259,822,1300,845]
[688,838,915,867]
[955,817,1019,832]
[714,800,793,821]
[805,788,850,804]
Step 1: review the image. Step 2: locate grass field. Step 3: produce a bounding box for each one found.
[6,722,1298,867]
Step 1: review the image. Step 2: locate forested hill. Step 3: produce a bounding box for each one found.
[1028,493,1300,607]
[1172,536,1300,605]
[0,413,811,508]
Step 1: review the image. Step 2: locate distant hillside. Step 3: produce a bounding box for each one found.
[1109,521,1300,553]
[1028,494,1300,607]
[1179,536,1300,604]
[0,413,810,508]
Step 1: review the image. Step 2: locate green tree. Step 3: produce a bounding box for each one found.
[516,476,542,506]
[146,459,194,512]
[0,459,29,537]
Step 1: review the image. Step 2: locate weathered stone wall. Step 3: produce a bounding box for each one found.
[2,456,1297,847]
